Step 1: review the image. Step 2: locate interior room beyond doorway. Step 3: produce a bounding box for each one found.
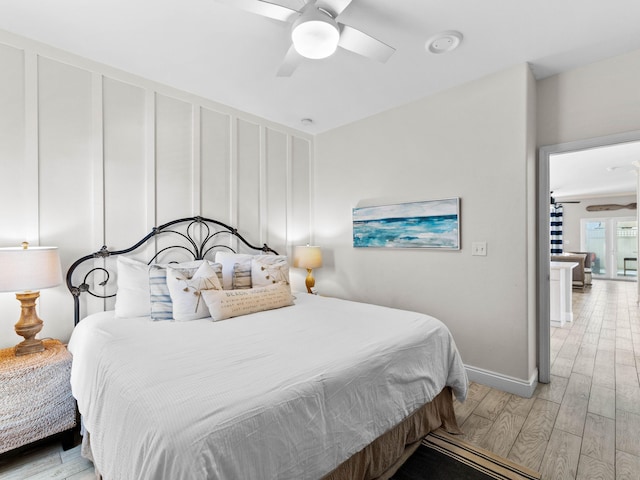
[538,132,640,384]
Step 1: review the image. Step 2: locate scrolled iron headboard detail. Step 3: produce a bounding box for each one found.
[66,216,278,325]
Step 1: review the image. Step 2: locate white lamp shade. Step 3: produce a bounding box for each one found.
[0,246,63,292]
[293,245,323,269]
[291,9,340,59]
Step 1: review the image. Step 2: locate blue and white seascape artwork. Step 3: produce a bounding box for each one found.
[353,198,460,249]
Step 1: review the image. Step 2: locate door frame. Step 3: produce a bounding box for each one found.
[537,130,640,383]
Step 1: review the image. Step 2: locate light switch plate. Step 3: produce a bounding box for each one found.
[472,242,487,256]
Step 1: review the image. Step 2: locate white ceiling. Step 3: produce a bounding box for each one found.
[1,0,640,134]
[550,141,640,201]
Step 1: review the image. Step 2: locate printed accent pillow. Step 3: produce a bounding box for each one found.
[114,256,152,318]
[232,261,252,289]
[201,283,294,321]
[166,261,223,321]
[149,261,204,321]
[251,256,290,287]
[149,261,222,321]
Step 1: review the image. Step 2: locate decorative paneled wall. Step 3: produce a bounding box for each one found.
[0,32,312,348]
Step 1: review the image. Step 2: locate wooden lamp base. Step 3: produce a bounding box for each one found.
[13,291,45,356]
[305,268,316,294]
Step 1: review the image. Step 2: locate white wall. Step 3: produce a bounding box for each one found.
[314,64,538,394]
[0,30,313,349]
[537,48,640,147]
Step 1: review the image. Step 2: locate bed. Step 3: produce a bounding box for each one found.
[66,216,468,480]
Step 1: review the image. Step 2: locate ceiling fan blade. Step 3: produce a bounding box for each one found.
[338,24,395,63]
[586,203,637,212]
[276,45,303,77]
[216,0,299,22]
[317,0,354,17]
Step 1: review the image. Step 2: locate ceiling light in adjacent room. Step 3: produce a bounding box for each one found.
[291,7,340,59]
[425,31,463,54]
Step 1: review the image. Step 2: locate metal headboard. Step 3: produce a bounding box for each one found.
[66,216,278,325]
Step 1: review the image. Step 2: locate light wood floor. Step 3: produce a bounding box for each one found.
[453,279,640,480]
[1,279,638,479]
[0,440,93,480]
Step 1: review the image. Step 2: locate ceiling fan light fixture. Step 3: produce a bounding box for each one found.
[291,8,340,59]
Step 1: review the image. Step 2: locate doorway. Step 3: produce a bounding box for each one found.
[537,131,640,383]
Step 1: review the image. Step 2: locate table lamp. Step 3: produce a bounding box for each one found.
[293,245,323,294]
[0,242,62,356]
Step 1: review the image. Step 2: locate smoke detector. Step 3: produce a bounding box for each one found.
[426,31,463,54]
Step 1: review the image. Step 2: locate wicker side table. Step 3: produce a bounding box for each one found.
[0,339,77,454]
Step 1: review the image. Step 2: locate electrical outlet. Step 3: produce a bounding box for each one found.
[472,242,487,256]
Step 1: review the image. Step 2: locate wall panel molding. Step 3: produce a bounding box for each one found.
[92,73,105,249]
[24,51,39,243]
[0,30,314,348]
[229,116,239,233]
[290,137,312,245]
[103,77,148,248]
[236,118,261,246]
[285,134,294,256]
[200,106,232,225]
[265,128,288,252]
[192,106,202,216]
[0,28,313,142]
[145,90,156,230]
[259,125,268,247]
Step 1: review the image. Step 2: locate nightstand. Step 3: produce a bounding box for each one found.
[0,339,77,454]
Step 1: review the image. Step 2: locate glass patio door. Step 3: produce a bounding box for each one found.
[582,217,637,279]
[583,220,606,276]
[615,219,637,278]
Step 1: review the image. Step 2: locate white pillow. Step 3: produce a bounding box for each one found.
[149,261,221,321]
[251,255,290,287]
[214,252,254,290]
[201,283,294,321]
[114,256,151,318]
[166,261,223,321]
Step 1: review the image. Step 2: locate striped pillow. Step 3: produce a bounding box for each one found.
[232,261,252,289]
[149,264,174,321]
[149,261,223,321]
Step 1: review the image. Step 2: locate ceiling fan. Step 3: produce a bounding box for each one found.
[216,0,395,76]
[586,203,637,211]
[551,194,637,211]
[550,192,580,208]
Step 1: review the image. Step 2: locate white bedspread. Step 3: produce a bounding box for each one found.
[68,294,467,480]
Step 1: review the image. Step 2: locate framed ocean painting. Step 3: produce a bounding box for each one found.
[353,198,460,249]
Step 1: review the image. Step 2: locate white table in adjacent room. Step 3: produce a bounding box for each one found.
[550,261,578,327]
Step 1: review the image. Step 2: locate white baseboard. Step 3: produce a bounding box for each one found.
[465,365,538,398]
